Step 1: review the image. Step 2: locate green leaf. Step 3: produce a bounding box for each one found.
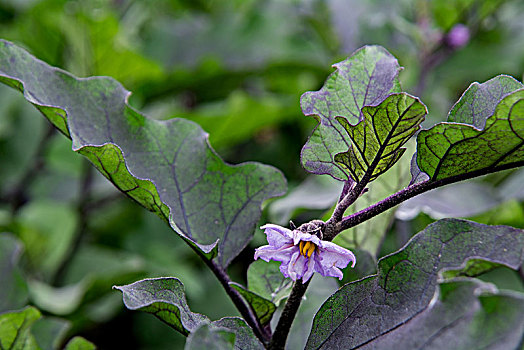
[184,323,236,350]
[0,233,28,313]
[229,282,276,326]
[300,45,402,181]
[0,306,41,350]
[0,39,286,267]
[335,93,426,182]
[306,219,524,349]
[63,337,96,350]
[417,75,524,181]
[247,260,292,306]
[113,277,209,336]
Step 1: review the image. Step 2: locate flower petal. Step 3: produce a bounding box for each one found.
[318,241,356,268]
[302,251,317,283]
[261,224,293,248]
[286,251,308,281]
[254,244,295,263]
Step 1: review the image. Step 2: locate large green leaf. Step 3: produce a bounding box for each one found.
[113,277,209,336]
[306,219,524,349]
[335,93,426,182]
[0,233,28,313]
[0,39,286,267]
[417,75,524,181]
[300,45,402,181]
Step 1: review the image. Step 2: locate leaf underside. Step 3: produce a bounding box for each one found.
[114,277,209,336]
[417,75,524,182]
[306,219,524,349]
[300,45,402,181]
[0,40,286,267]
[115,278,263,349]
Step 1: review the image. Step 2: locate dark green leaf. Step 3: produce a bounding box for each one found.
[417,76,524,181]
[0,233,28,313]
[229,283,276,326]
[184,323,235,350]
[335,93,426,182]
[0,306,41,350]
[300,45,402,180]
[0,39,286,267]
[113,277,209,336]
[247,260,292,306]
[306,219,524,349]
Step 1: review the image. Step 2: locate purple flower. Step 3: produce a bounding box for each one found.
[254,224,356,283]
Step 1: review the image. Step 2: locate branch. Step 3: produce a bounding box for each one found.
[329,161,524,239]
[268,279,311,350]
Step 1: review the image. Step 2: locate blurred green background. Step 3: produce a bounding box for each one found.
[1,0,523,348]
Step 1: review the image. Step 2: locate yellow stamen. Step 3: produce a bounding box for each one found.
[307,244,315,258]
[302,241,311,256]
[299,241,305,254]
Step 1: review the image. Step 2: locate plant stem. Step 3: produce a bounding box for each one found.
[268,279,311,350]
[192,247,270,345]
[330,161,524,239]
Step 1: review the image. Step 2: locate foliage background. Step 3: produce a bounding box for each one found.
[0,0,523,348]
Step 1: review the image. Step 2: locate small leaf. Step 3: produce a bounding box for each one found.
[247,260,292,306]
[184,323,236,350]
[306,219,524,349]
[0,306,41,350]
[0,233,28,313]
[0,39,286,267]
[113,277,209,336]
[417,75,524,181]
[335,93,426,182]
[229,282,276,326]
[300,45,402,180]
[27,279,89,316]
[63,336,96,350]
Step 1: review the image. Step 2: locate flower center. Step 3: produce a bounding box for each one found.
[298,240,317,258]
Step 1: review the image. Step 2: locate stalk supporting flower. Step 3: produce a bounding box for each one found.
[254,222,356,283]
